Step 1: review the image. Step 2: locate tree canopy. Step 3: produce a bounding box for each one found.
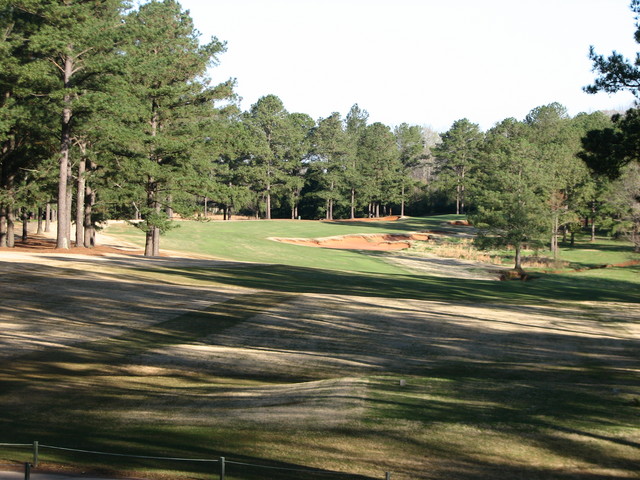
[1,0,638,262]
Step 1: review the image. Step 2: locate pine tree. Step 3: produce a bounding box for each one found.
[469,119,549,272]
[344,104,369,218]
[357,122,401,217]
[1,2,57,247]
[433,119,483,215]
[117,0,230,256]
[394,123,426,216]
[310,113,349,220]
[282,112,314,219]
[17,0,129,249]
[244,95,293,220]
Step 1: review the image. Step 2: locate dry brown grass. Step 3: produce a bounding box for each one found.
[1,248,638,480]
[408,238,570,270]
[408,238,502,264]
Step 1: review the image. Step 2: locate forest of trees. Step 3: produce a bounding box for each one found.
[1,0,639,257]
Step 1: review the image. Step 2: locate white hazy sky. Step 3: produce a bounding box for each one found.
[178,0,639,132]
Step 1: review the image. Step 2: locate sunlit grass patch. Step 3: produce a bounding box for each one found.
[1,215,639,479]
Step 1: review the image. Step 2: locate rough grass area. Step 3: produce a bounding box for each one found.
[0,216,638,480]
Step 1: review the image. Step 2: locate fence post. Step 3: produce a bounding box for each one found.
[385,472,391,480]
[219,456,225,480]
[24,462,30,480]
[32,441,38,468]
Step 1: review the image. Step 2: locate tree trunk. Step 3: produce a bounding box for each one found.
[0,205,6,247]
[37,207,43,234]
[326,198,333,220]
[144,176,161,257]
[590,203,597,242]
[551,214,559,260]
[152,225,160,256]
[265,189,271,220]
[401,184,405,217]
[165,194,173,219]
[291,191,299,220]
[460,169,466,215]
[144,101,163,257]
[66,161,73,239]
[84,183,95,248]
[45,203,51,233]
[350,188,355,219]
[75,157,86,247]
[144,229,154,256]
[144,221,161,256]
[21,209,28,242]
[132,202,140,220]
[56,54,74,249]
[514,244,523,272]
[6,209,14,247]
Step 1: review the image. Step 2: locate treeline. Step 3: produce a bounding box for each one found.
[1,0,638,258]
[435,105,640,269]
[0,0,437,256]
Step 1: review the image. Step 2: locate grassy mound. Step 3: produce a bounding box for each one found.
[0,215,638,480]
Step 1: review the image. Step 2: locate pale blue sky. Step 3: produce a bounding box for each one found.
[179,0,639,131]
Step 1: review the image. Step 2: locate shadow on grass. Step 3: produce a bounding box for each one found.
[0,429,377,480]
[1,253,639,479]
[28,250,640,303]
[149,262,640,304]
[0,289,376,479]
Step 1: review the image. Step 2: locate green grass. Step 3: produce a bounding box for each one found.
[103,218,640,304]
[1,215,638,479]
[105,215,466,273]
[105,216,640,302]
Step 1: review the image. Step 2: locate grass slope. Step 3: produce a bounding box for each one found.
[0,216,638,480]
[105,216,466,273]
[105,217,640,304]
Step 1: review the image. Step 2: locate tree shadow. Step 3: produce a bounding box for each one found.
[1,255,639,479]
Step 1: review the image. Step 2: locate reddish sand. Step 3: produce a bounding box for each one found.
[330,215,401,222]
[272,232,433,251]
[447,219,471,226]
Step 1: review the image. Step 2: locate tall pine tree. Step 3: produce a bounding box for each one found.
[118,0,230,256]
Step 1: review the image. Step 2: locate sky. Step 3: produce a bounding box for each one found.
[178,0,639,132]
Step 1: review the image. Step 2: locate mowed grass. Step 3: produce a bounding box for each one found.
[105,215,466,273]
[0,215,638,479]
[105,216,640,303]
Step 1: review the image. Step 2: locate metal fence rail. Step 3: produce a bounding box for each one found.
[40,444,219,463]
[0,440,392,479]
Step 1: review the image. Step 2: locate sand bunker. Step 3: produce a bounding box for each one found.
[270,232,434,251]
